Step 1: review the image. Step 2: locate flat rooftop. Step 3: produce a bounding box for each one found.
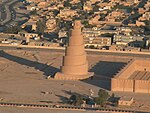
[129,71,150,80]
[114,59,150,80]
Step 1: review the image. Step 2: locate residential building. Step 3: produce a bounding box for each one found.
[84,36,112,48]
[118,97,134,106]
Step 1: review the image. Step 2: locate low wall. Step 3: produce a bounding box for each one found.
[134,80,150,93]
[112,59,150,93]
[111,78,134,92]
[115,60,150,79]
[99,21,122,25]
[111,78,150,93]
[0,44,65,50]
[1,44,150,56]
[115,60,135,79]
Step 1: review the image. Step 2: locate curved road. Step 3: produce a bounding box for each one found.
[0,0,18,25]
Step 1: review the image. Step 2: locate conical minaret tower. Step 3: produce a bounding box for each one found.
[55,20,94,80]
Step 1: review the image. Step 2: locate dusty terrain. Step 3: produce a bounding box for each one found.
[0,49,150,112]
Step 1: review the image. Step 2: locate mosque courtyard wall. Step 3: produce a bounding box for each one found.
[111,59,150,93]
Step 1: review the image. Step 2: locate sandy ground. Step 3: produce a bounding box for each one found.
[0,50,128,102]
[0,50,150,112]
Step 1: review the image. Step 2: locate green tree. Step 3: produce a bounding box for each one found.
[101,33,114,37]
[111,93,115,98]
[69,94,83,106]
[89,45,97,49]
[94,89,109,106]
[80,0,86,4]
[99,14,107,21]
[64,0,71,7]
[5,26,22,34]
[76,2,83,10]
[93,5,99,12]
[30,10,37,15]
[144,20,150,30]
[140,41,146,49]
[53,9,59,16]
[148,43,150,49]
[36,20,46,35]
[82,21,89,26]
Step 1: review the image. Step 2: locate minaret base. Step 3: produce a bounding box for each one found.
[54,72,94,80]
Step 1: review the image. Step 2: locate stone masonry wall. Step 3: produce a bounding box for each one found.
[112,60,150,93]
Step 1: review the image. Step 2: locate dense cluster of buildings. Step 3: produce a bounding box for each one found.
[1,0,150,51]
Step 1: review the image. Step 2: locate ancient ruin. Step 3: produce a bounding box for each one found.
[54,20,94,80]
[111,59,150,93]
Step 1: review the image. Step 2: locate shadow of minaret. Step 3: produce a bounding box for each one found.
[0,50,59,76]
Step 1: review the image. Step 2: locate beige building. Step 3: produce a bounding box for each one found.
[26,4,37,11]
[26,0,42,3]
[118,97,134,106]
[84,37,112,48]
[28,41,59,47]
[83,4,93,11]
[45,18,57,33]
[136,20,145,26]
[37,2,49,9]
[19,32,39,39]
[59,9,77,19]
[21,15,40,31]
[105,11,126,22]
[111,0,120,3]
[70,0,80,4]
[82,27,116,47]
[139,12,150,21]
[83,1,95,11]
[114,34,144,46]
[89,15,101,25]
[82,27,117,38]
[58,30,68,38]
[111,59,150,93]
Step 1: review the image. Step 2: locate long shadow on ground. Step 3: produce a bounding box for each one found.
[89,61,127,77]
[56,90,86,104]
[0,50,128,91]
[0,50,59,76]
[82,61,127,90]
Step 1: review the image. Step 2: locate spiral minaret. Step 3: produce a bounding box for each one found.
[54,20,93,80]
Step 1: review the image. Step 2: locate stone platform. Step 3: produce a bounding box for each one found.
[54,72,94,80]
